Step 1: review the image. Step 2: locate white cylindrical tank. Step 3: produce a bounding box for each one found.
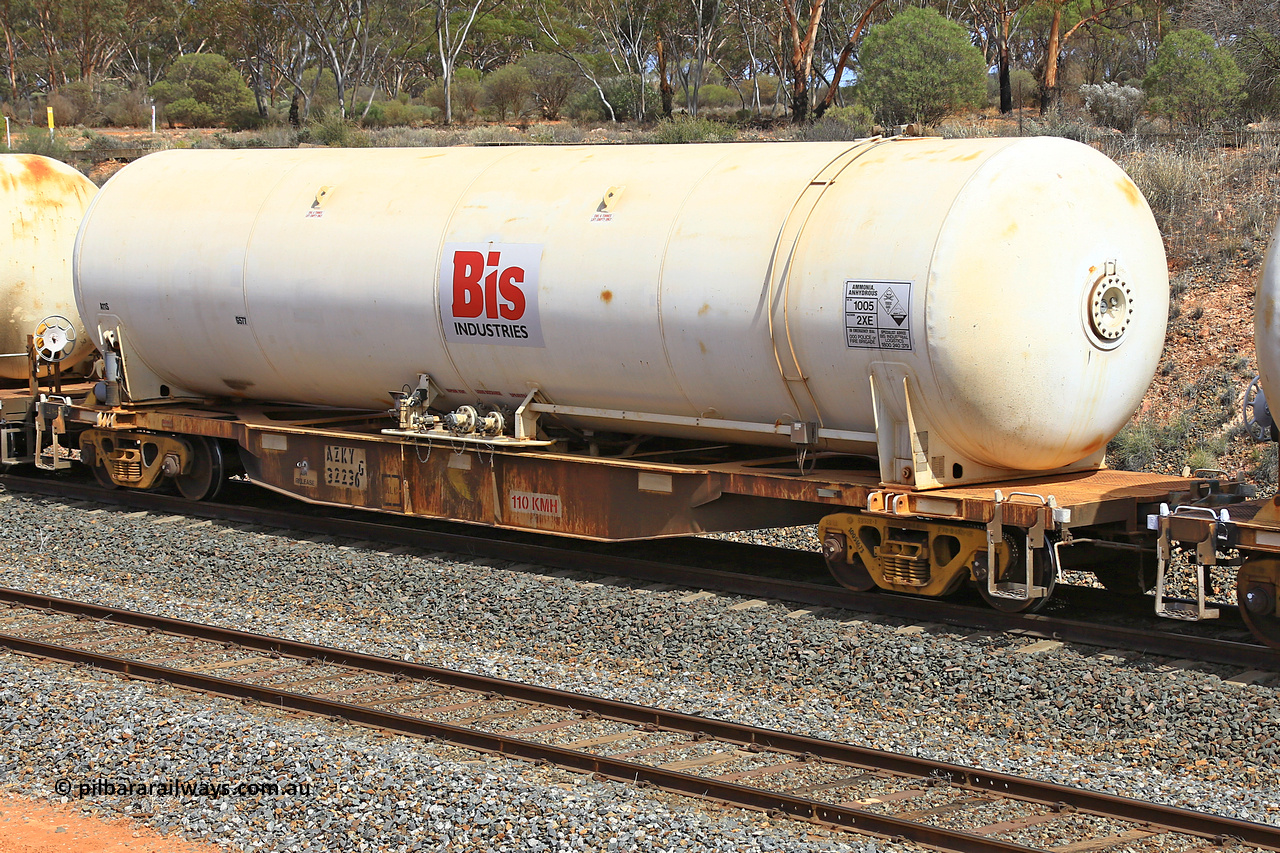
[74,139,1167,485]
[1258,223,1280,417]
[1,154,96,380]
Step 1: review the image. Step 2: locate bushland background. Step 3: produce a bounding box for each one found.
[1,0,1276,483]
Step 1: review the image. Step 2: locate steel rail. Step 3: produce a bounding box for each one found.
[2,588,1278,850]
[1,472,1277,672]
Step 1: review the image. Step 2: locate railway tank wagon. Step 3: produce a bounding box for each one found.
[74,138,1167,479]
[0,151,96,379]
[0,154,97,468]
[0,154,96,380]
[65,136,1234,620]
[1228,223,1280,646]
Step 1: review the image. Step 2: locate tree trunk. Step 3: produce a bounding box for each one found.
[4,28,16,100]
[998,12,1012,113]
[791,81,808,124]
[444,62,453,124]
[814,0,886,119]
[1039,5,1061,114]
[657,34,674,118]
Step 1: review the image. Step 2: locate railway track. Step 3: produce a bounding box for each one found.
[2,470,1277,674]
[1,586,1276,853]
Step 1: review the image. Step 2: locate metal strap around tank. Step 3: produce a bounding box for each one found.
[765,138,890,434]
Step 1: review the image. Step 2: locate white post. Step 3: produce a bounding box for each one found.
[151,104,156,134]
[4,116,8,150]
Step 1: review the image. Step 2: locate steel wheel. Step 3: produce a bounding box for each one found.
[79,440,118,490]
[90,463,119,490]
[831,552,877,592]
[822,531,878,592]
[978,533,1057,613]
[1237,561,1280,649]
[175,436,226,501]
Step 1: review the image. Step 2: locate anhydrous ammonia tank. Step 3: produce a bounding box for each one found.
[1257,225,1280,413]
[74,139,1167,487]
[1,154,96,380]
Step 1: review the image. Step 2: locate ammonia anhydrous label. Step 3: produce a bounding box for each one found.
[844,280,913,351]
[441,243,545,347]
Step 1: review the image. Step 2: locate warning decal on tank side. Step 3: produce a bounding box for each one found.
[441,242,545,347]
[844,280,913,351]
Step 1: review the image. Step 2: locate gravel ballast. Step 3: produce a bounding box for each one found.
[1,486,1279,849]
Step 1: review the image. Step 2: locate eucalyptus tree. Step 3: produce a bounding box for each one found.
[278,0,388,119]
[435,0,499,122]
[811,0,888,118]
[534,0,623,120]
[1027,0,1141,111]
[965,0,1036,113]
[1181,0,1280,117]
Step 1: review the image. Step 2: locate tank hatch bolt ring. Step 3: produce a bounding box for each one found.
[1083,262,1133,350]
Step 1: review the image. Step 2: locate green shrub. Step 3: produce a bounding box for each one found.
[564,89,604,122]
[1108,421,1158,471]
[485,64,532,120]
[697,84,740,110]
[14,127,71,161]
[795,103,874,141]
[49,81,100,126]
[360,99,433,128]
[519,53,580,120]
[1185,448,1219,474]
[527,123,586,144]
[1080,82,1144,131]
[426,68,484,121]
[1120,149,1208,215]
[462,125,523,144]
[601,74,657,122]
[301,113,368,147]
[150,53,259,129]
[652,114,735,143]
[1107,412,1195,472]
[102,78,152,127]
[858,6,987,125]
[1144,29,1245,128]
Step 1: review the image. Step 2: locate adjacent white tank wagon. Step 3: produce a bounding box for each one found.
[1,154,96,381]
[73,137,1166,490]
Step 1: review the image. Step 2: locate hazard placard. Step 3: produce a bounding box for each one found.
[843,280,912,351]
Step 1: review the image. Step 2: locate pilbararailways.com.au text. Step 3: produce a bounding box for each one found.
[54,777,313,799]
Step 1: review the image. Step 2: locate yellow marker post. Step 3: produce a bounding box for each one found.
[46,106,54,139]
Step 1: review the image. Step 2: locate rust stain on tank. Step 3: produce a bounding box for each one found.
[12,155,90,211]
[600,289,613,304]
[1264,293,1276,332]
[1081,433,1108,455]
[698,303,710,316]
[699,341,707,354]
[1117,178,1142,207]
